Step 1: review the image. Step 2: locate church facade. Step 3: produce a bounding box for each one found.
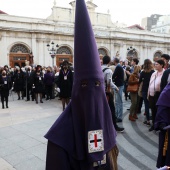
[0,0,170,67]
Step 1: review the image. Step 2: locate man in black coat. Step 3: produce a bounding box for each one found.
[161,68,170,91]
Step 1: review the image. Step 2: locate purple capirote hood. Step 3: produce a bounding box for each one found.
[73,0,103,81]
[157,82,170,107]
[45,0,117,163]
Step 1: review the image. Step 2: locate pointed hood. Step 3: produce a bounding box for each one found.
[45,0,116,164]
[73,0,102,81]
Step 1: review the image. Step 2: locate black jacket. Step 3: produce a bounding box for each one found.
[161,69,170,91]
[112,64,124,87]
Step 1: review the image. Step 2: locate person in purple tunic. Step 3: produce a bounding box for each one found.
[155,82,170,168]
[44,0,118,169]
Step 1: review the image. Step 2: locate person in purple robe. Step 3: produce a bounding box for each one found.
[44,0,118,169]
[155,82,170,168]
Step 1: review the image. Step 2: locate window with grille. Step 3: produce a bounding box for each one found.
[57,46,72,54]
[10,44,29,53]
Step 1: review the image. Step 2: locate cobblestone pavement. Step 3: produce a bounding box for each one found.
[0,93,158,170]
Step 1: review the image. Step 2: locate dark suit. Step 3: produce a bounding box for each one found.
[161,69,170,91]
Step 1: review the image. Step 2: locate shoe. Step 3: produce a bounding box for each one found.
[40,100,43,103]
[6,106,8,108]
[2,105,4,109]
[133,114,138,119]
[144,112,146,115]
[129,115,136,121]
[143,121,151,126]
[149,126,154,131]
[127,108,130,110]
[116,119,122,123]
[137,110,141,114]
[116,127,124,133]
[36,101,38,104]
[18,97,20,100]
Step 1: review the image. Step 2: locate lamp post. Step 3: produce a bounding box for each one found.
[47,41,59,67]
[127,46,137,61]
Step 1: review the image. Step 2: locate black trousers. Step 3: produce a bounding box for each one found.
[149,92,160,127]
[1,94,8,107]
[45,85,53,100]
[106,92,118,129]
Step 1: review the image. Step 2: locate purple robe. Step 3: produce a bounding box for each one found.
[155,83,170,168]
[44,0,117,169]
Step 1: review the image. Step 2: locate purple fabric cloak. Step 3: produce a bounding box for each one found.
[45,0,117,166]
[155,83,170,168]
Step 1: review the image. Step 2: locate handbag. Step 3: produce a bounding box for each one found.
[127,83,139,93]
[138,81,143,97]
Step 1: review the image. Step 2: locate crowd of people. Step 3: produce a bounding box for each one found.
[104,54,170,169]
[0,61,73,110]
[0,54,170,168]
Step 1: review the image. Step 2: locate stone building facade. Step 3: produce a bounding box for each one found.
[0,0,170,67]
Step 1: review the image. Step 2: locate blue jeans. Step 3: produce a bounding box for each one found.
[114,85,124,120]
[142,91,150,121]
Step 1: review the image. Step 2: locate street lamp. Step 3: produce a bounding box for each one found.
[47,41,59,67]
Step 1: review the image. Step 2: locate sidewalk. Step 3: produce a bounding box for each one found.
[0,94,158,170]
[0,94,61,170]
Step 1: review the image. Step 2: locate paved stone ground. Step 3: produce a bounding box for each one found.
[0,93,158,170]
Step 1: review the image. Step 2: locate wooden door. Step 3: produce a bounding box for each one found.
[9,53,30,68]
[56,55,73,67]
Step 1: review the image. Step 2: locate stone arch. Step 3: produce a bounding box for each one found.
[57,46,73,55]
[56,45,73,66]
[98,47,110,64]
[153,50,163,61]
[9,43,32,67]
[126,47,139,61]
[98,47,109,56]
[10,43,30,53]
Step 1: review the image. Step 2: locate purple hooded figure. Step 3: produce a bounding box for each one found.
[45,0,118,169]
[155,83,170,168]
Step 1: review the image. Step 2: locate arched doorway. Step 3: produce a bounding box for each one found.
[56,46,73,66]
[153,51,162,61]
[126,47,138,61]
[9,44,32,67]
[98,48,108,63]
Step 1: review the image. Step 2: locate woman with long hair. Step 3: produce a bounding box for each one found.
[139,59,154,126]
[58,60,73,111]
[128,65,141,121]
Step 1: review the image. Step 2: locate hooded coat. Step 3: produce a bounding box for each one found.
[155,82,170,168]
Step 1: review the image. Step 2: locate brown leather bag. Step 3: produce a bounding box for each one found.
[127,83,139,93]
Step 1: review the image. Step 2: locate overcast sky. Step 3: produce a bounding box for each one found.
[1,0,170,26]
